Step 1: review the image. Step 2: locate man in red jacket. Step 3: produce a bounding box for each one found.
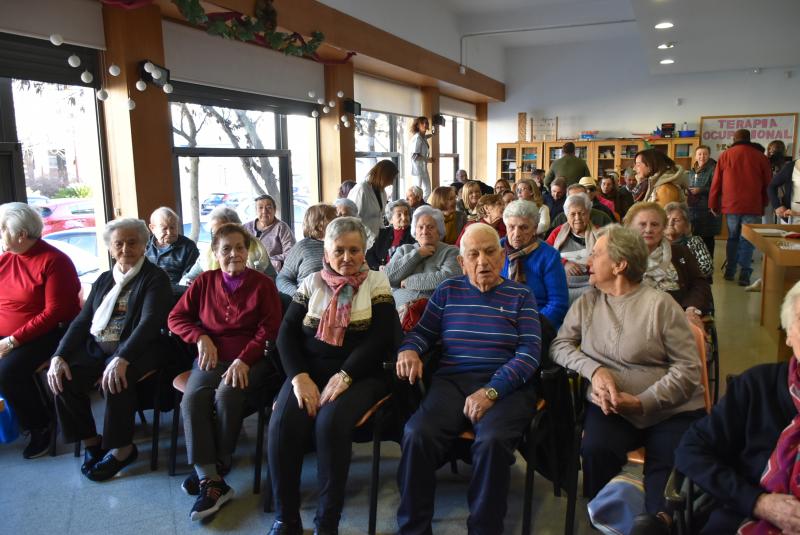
[709,129,772,286]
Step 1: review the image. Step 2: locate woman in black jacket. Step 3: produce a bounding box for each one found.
[47,218,172,482]
[365,199,415,270]
[687,145,721,257]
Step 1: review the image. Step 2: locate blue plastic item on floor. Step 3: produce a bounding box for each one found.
[0,397,20,443]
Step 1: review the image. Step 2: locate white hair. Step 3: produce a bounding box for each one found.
[503,200,540,228]
[410,205,445,239]
[564,192,592,213]
[208,206,241,224]
[324,216,367,251]
[406,185,423,198]
[781,280,800,331]
[0,202,43,240]
[102,218,150,247]
[459,222,500,256]
[333,198,359,217]
[385,199,410,222]
[150,206,180,225]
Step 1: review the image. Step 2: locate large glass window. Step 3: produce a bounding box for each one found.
[355,110,413,201]
[438,115,474,183]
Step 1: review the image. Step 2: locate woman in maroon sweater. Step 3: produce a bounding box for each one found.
[0,202,80,459]
[168,223,281,522]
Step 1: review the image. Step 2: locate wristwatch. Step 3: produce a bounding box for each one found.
[338,370,353,386]
[484,387,499,401]
[6,337,16,350]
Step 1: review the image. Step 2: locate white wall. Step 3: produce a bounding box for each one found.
[487,36,800,178]
[317,0,505,82]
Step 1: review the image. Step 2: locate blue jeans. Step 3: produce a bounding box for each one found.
[725,214,760,279]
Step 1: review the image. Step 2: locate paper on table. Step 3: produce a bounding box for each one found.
[777,240,800,250]
[753,228,789,237]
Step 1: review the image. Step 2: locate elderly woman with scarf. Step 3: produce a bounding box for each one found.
[366,199,415,270]
[267,217,395,535]
[546,192,602,302]
[625,202,712,328]
[501,200,569,345]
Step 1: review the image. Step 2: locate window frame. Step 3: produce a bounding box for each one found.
[354,111,408,201]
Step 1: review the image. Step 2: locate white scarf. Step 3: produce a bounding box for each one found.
[90,256,145,336]
[642,239,680,292]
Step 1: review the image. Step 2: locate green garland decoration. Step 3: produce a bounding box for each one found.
[172,0,324,58]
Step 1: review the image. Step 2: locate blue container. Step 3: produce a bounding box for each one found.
[0,398,20,443]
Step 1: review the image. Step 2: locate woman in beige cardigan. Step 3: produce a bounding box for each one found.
[550,224,706,534]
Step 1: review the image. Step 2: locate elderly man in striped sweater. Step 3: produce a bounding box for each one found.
[395,223,542,535]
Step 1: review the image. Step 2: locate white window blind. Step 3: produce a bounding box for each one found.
[440,95,477,121]
[354,73,421,117]
[1,0,104,50]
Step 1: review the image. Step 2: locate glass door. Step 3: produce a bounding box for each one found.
[619,141,644,184]
[593,142,616,179]
[672,138,699,171]
[518,143,541,182]
[497,144,518,183]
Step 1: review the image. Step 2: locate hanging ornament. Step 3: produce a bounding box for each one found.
[143,61,154,73]
[67,54,81,68]
[328,100,335,108]
[316,97,325,105]
[151,69,162,80]
[334,123,340,131]
[135,80,147,92]
[336,90,344,98]
[343,121,351,128]
[80,70,93,84]
[108,64,121,77]
[311,110,319,118]
[308,90,316,99]
[49,34,64,46]
[340,115,347,122]
[96,89,109,101]
[127,98,136,111]
[162,83,174,94]
[322,106,330,114]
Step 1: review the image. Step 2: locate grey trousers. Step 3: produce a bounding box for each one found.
[181,358,265,466]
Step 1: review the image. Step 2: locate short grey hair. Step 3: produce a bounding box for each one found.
[459,222,501,256]
[208,206,241,224]
[102,218,150,247]
[664,201,690,222]
[0,202,43,240]
[333,198,359,217]
[597,224,648,283]
[385,199,410,221]
[324,216,367,251]
[781,280,800,331]
[503,200,540,228]
[564,192,592,213]
[410,205,445,239]
[150,206,180,225]
[407,185,423,198]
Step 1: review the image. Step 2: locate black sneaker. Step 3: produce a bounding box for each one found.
[267,520,303,535]
[738,277,751,287]
[81,442,109,476]
[189,478,234,521]
[723,271,736,281]
[22,427,52,459]
[182,463,231,496]
[86,444,138,482]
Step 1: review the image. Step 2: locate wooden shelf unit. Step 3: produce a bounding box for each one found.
[495,142,544,183]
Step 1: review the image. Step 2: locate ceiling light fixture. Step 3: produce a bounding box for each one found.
[657,42,675,49]
[654,21,674,29]
[660,58,675,65]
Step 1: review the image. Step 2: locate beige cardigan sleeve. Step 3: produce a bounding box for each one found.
[550,291,603,380]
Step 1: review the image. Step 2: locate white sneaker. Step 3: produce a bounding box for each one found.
[745,279,762,292]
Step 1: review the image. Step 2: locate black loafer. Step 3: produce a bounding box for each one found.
[81,443,109,476]
[629,513,670,535]
[86,444,138,482]
[267,519,303,535]
[314,527,338,535]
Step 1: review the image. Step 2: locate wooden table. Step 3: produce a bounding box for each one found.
[742,224,800,361]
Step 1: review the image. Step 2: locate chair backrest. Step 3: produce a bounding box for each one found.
[689,322,712,413]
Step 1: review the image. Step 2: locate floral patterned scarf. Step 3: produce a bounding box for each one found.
[315,262,369,347]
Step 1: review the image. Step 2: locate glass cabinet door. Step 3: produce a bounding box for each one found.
[519,144,540,181]
[619,142,642,183]
[672,139,697,171]
[595,142,616,179]
[498,145,518,182]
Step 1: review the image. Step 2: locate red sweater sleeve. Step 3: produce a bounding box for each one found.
[13,247,80,344]
[167,273,207,345]
[545,225,560,246]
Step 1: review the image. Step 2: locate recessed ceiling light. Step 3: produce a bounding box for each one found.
[660,58,675,65]
[655,21,674,29]
[658,42,675,49]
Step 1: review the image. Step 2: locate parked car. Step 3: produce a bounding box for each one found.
[37,198,96,235]
[182,222,211,245]
[42,227,99,257]
[43,238,101,298]
[26,195,50,206]
[200,192,249,215]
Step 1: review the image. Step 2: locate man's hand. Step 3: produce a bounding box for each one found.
[590,367,619,415]
[463,389,495,424]
[47,356,72,394]
[101,357,129,395]
[396,350,423,384]
[753,493,800,534]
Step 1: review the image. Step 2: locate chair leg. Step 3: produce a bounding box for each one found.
[449,458,459,474]
[138,409,147,426]
[521,427,537,535]
[253,400,267,495]
[564,425,582,535]
[150,376,161,471]
[169,390,182,476]
[74,441,81,457]
[368,407,384,535]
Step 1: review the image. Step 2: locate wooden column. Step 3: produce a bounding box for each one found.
[421,86,440,189]
[319,62,355,202]
[101,4,175,219]
[476,102,488,181]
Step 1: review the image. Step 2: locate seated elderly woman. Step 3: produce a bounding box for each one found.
[243,194,296,272]
[277,203,337,297]
[366,199,415,270]
[551,224,706,533]
[180,206,276,286]
[455,193,506,247]
[266,217,395,535]
[168,223,282,521]
[663,201,714,278]
[428,186,466,245]
[385,205,461,311]
[47,218,172,481]
[674,281,800,535]
[145,206,199,288]
[546,192,602,301]
[501,200,569,340]
[624,202,713,328]
[333,198,358,218]
[0,203,81,459]
[395,223,542,534]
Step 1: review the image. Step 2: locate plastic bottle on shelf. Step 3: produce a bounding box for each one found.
[682,121,688,132]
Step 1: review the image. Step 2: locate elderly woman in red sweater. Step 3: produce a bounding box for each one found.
[168,223,282,522]
[0,202,81,459]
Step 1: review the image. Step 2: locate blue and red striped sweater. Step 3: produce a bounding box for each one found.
[399,275,541,398]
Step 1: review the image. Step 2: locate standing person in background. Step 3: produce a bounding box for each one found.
[636,149,688,207]
[451,169,468,195]
[768,158,800,222]
[687,145,721,258]
[544,142,591,188]
[348,160,398,249]
[409,116,434,199]
[243,194,296,273]
[709,129,772,286]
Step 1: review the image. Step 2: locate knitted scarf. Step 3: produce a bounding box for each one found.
[553,222,598,253]
[738,357,800,535]
[504,240,540,284]
[642,240,680,292]
[315,262,369,347]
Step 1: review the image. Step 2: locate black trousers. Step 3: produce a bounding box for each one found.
[397,373,538,535]
[267,359,386,530]
[54,347,159,449]
[581,404,704,514]
[0,327,63,431]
